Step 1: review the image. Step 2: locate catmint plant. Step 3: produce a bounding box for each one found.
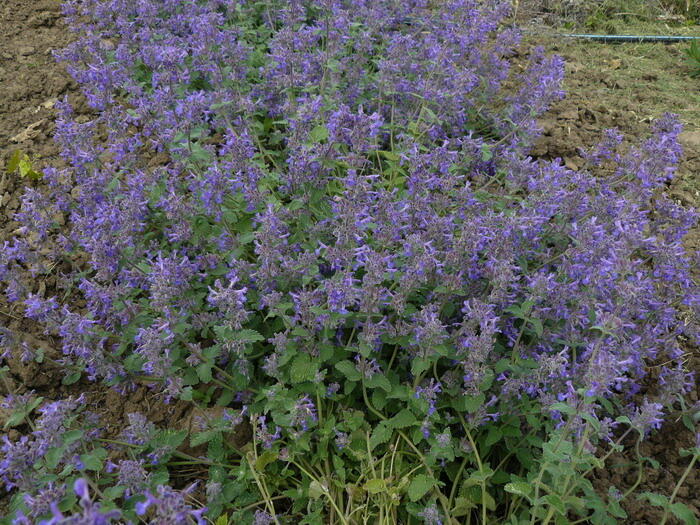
[0,0,697,523]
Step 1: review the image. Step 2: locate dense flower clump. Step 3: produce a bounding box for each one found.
[0,0,697,523]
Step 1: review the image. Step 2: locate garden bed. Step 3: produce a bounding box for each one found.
[0,1,698,523]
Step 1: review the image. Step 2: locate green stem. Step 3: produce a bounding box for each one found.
[621,438,644,501]
[448,457,468,508]
[460,415,488,525]
[291,460,349,525]
[361,381,452,521]
[660,453,698,525]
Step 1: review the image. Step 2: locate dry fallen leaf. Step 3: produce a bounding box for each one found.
[10,119,46,143]
[33,98,57,113]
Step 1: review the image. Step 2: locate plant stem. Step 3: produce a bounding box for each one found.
[660,452,698,525]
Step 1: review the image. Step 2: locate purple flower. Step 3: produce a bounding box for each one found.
[253,510,276,525]
[106,459,149,497]
[121,413,155,446]
[354,355,382,379]
[23,294,59,322]
[334,430,350,450]
[291,395,318,432]
[256,416,282,449]
[38,478,121,525]
[629,400,664,437]
[415,380,442,416]
[417,503,442,525]
[22,482,65,520]
[135,483,206,524]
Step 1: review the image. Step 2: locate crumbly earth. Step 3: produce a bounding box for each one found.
[0,0,697,522]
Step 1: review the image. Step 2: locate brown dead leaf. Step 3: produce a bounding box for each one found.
[10,119,46,143]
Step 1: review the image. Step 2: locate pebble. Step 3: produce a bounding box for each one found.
[18,46,36,56]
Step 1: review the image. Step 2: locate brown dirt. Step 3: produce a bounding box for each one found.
[0,0,74,390]
[0,0,697,523]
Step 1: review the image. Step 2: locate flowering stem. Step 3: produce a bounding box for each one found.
[448,457,468,508]
[246,446,281,525]
[621,438,644,500]
[459,415,488,525]
[291,459,349,525]
[361,380,452,520]
[660,452,698,525]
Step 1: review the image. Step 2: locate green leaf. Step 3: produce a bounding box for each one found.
[372,389,388,411]
[308,480,326,499]
[388,409,417,429]
[483,427,502,449]
[408,474,437,502]
[669,502,699,525]
[467,466,494,484]
[365,374,391,392]
[530,318,543,338]
[3,396,42,429]
[453,393,485,413]
[180,387,194,401]
[369,421,392,451]
[541,494,567,516]
[549,402,576,416]
[63,429,84,445]
[479,490,497,511]
[3,411,27,429]
[379,150,400,161]
[162,430,188,449]
[309,125,329,143]
[234,329,265,342]
[638,491,668,507]
[62,372,81,385]
[214,515,229,525]
[102,486,125,502]
[411,357,430,377]
[196,362,213,383]
[363,479,387,494]
[80,448,107,471]
[255,450,278,471]
[45,446,65,469]
[451,496,477,516]
[290,353,317,383]
[335,360,362,382]
[7,150,22,173]
[191,430,218,447]
[505,481,533,499]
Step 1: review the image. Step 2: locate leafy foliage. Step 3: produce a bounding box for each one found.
[685,40,700,77]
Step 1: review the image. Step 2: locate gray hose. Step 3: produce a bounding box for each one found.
[560,33,700,43]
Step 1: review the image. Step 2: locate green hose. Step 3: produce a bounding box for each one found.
[560,33,700,43]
